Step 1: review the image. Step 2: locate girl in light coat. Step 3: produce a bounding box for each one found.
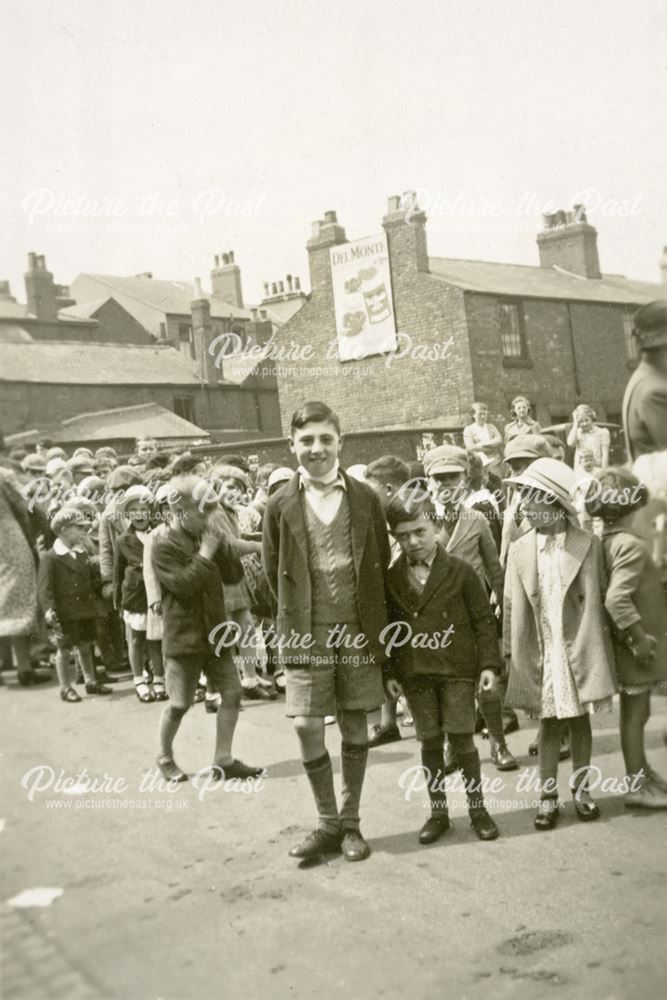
[503,459,617,830]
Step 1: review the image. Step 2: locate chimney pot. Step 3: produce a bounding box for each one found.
[294,277,301,291]
[286,274,293,291]
[263,282,270,296]
[214,255,220,267]
[28,252,37,270]
[573,204,587,223]
[251,307,258,320]
[278,280,285,294]
[229,250,235,263]
[259,309,268,319]
[193,277,203,298]
[222,252,229,266]
[387,195,401,212]
[271,282,278,295]
[323,210,338,224]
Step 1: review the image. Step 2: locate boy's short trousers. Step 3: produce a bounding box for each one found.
[165,651,241,710]
[284,624,384,718]
[402,676,477,740]
[57,618,97,649]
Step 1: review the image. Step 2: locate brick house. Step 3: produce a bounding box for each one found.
[275,196,666,435]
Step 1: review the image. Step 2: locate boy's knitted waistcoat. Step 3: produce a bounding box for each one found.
[302,492,358,625]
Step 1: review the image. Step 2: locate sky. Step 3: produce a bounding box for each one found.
[1,0,666,307]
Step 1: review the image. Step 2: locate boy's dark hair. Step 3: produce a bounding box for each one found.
[144,452,170,471]
[366,455,410,488]
[541,434,564,455]
[223,454,251,475]
[169,452,200,475]
[290,401,341,436]
[386,494,437,532]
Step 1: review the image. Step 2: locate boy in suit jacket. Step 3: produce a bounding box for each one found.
[152,475,263,784]
[385,494,501,844]
[37,507,111,702]
[263,402,391,862]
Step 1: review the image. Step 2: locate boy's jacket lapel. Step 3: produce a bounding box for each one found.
[55,549,85,575]
[280,480,309,567]
[415,545,450,610]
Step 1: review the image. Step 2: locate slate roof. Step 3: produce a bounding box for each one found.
[59,402,210,441]
[428,257,664,305]
[72,273,252,320]
[58,298,109,319]
[4,403,210,446]
[0,341,202,384]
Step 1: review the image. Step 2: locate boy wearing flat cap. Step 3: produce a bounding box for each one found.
[424,444,517,772]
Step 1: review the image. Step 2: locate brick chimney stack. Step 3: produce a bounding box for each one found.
[0,281,15,302]
[24,252,59,320]
[191,278,219,384]
[537,205,601,279]
[660,245,667,284]
[210,250,244,308]
[381,191,429,274]
[307,210,347,294]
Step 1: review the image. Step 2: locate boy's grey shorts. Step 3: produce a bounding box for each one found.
[164,651,241,710]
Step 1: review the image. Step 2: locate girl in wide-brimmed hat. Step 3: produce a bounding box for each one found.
[503,458,617,830]
[113,485,164,702]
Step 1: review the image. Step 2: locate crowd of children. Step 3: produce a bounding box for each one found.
[1,382,666,858]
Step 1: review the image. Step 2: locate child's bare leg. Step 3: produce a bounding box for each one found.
[55,646,74,689]
[76,642,97,685]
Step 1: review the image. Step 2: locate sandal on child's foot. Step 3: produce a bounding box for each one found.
[153,685,168,702]
[60,686,82,703]
[572,789,600,821]
[534,797,560,830]
[157,758,188,782]
[135,682,155,703]
[85,681,112,696]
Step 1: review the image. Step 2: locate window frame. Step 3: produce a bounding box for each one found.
[498,298,532,368]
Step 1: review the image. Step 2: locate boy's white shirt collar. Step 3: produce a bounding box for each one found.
[54,537,83,559]
[297,461,346,489]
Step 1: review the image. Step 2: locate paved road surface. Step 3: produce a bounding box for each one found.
[2,676,666,1000]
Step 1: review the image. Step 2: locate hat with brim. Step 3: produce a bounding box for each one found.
[212,464,251,491]
[267,467,294,490]
[423,445,468,476]
[633,300,667,350]
[503,457,578,516]
[504,434,552,462]
[116,484,153,511]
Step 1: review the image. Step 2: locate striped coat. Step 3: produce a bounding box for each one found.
[503,523,616,714]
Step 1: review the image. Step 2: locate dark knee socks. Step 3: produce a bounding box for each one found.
[568,714,593,792]
[538,717,564,797]
[303,751,340,836]
[421,737,448,816]
[339,742,369,832]
[449,734,485,812]
[620,692,650,777]
[478,687,505,744]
